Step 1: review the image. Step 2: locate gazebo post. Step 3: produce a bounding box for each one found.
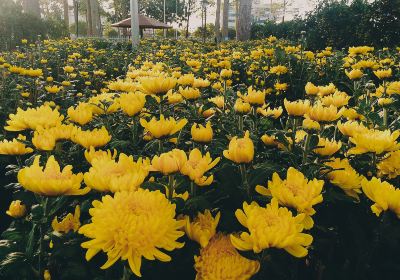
[130,0,140,47]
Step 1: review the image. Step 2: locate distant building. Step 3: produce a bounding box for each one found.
[225,0,300,29]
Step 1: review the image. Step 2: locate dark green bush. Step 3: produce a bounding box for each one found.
[252,0,400,50]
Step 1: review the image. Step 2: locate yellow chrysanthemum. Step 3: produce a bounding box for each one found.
[118,92,146,116]
[324,158,364,199]
[305,82,319,95]
[45,85,62,94]
[256,167,323,229]
[321,91,350,107]
[373,68,392,79]
[184,210,220,248]
[179,86,201,100]
[234,99,251,114]
[6,200,26,218]
[208,96,224,109]
[140,76,177,95]
[337,120,368,137]
[150,149,187,175]
[0,134,33,155]
[79,189,185,277]
[361,177,400,217]
[71,126,111,149]
[84,153,149,192]
[237,86,266,106]
[230,198,313,257]
[5,105,64,131]
[18,156,88,196]
[194,234,260,280]
[348,129,400,155]
[377,150,400,179]
[345,69,363,80]
[52,205,81,233]
[314,137,342,156]
[302,118,320,130]
[318,83,336,96]
[67,102,94,126]
[223,131,254,164]
[307,103,342,122]
[284,99,310,116]
[257,106,283,119]
[84,147,118,164]
[191,122,213,143]
[181,149,220,186]
[140,115,187,139]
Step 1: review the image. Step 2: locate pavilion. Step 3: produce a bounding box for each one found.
[111,15,172,37]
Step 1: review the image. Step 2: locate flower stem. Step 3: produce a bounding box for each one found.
[238,115,244,131]
[38,196,48,278]
[371,153,377,176]
[168,174,175,199]
[190,181,196,197]
[240,164,250,198]
[158,139,163,154]
[383,107,388,129]
[121,266,131,280]
[223,80,227,110]
[302,133,311,165]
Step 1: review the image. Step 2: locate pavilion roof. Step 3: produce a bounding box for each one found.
[111,15,172,29]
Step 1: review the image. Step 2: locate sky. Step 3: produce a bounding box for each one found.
[188,0,315,30]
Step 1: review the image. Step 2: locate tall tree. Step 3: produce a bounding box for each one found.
[281,0,293,23]
[221,0,228,40]
[22,0,41,18]
[86,0,92,35]
[63,0,69,27]
[236,0,252,40]
[91,0,101,36]
[214,0,221,43]
[184,0,197,38]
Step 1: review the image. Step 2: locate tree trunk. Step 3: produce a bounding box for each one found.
[215,0,221,43]
[90,0,100,36]
[86,0,93,36]
[221,0,229,40]
[235,0,239,36]
[236,0,252,41]
[63,0,69,28]
[22,0,41,18]
[185,1,191,38]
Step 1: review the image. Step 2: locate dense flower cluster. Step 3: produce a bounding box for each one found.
[0,37,399,279]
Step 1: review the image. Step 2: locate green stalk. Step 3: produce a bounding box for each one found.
[158,139,163,154]
[383,108,388,129]
[238,115,244,131]
[121,266,131,280]
[302,133,311,165]
[240,164,250,198]
[190,181,196,197]
[168,174,175,199]
[371,153,377,176]
[38,197,49,278]
[223,80,227,110]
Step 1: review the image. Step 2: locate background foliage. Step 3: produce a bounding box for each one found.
[251,0,400,50]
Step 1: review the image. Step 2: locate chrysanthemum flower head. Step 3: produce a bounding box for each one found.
[140,115,187,139]
[194,234,260,280]
[184,210,220,248]
[256,167,323,229]
[52,205,81,233]
[361,177,400,218]
[18,155,88,196]
[230,198,313,257]
[324,158,364,199]
[79,189,185,277]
